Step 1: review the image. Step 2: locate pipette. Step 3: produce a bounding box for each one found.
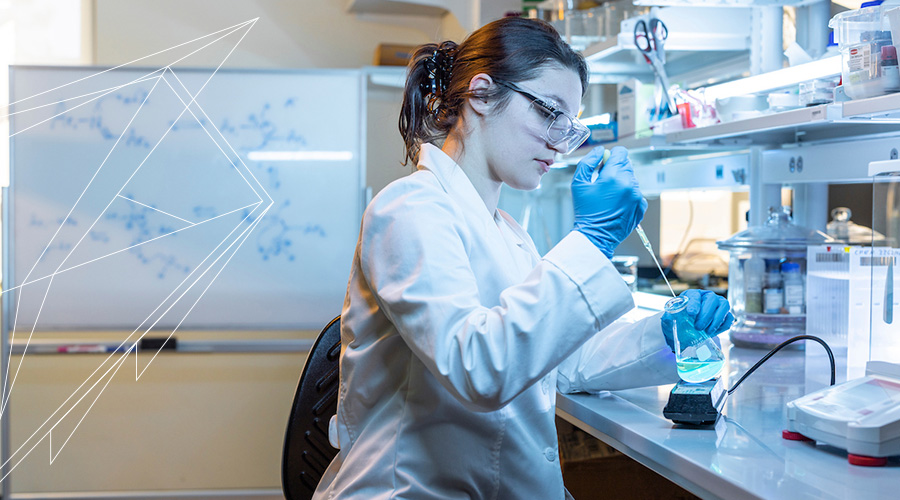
[589,149,676,298]
[636,224,676,298]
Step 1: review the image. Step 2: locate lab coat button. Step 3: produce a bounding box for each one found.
[541,378,549,394]
[544,447,557,462]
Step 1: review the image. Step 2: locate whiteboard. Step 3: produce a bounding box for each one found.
[7,66,364,330]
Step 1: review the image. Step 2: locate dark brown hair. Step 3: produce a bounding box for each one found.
[398,17,589,165]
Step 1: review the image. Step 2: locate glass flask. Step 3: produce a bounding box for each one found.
[665,296,725,383]
[826,207,885,244]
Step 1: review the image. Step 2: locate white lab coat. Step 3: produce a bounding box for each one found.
[312,144,678,500]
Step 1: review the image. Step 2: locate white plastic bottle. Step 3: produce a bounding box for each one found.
[763,260,784,314]
[744,255,765,314]
[781,260,805,314]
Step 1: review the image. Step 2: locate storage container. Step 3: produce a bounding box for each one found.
[717,206,833,348]
[829,4,900,99]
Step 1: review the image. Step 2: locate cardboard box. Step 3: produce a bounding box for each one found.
[374,44,418,66]
[617,79,655,140]
[586,122,617,145]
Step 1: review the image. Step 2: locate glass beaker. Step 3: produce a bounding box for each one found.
[665,296,725,383]
[611,255,639,292]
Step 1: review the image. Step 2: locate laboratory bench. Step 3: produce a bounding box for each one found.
[556,342,900,500]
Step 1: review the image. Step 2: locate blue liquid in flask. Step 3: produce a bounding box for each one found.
[665,296,725,383]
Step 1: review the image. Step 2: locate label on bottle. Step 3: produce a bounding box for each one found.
[764,288,783,314]
[784,283,803,314]
[848,43,873,75]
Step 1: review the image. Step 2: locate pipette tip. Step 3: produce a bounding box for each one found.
[589,149,612,183]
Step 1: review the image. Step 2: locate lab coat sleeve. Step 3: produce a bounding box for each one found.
[360,181,634,411]
[556,310,680,393]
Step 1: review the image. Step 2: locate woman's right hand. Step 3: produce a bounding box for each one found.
[571,146,647,259]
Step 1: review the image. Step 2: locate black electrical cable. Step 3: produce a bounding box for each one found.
[727,335,835,395]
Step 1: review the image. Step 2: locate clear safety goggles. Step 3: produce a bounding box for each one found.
[496,80,590,155]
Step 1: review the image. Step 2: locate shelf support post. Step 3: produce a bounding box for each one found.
[791,183,829,232]
[751,5,784,75]
[749,147,781,226]
[795,0,832,60]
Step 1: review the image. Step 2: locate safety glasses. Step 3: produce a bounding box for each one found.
[496,80,590,155]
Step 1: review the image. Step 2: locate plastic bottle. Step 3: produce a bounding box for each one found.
[781,261,805,315]
[763,259,784,314]
[743,255,765,314]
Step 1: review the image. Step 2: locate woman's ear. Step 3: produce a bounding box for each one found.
[467,73,494,116]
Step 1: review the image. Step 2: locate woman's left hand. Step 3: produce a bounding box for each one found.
[660,289,734,350]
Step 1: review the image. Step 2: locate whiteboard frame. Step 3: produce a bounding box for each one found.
[5,65,367,332]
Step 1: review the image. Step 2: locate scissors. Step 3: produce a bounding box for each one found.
[634,17,676,119]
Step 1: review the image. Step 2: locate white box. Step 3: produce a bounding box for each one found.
[617,79,638,140]
[617,79,654,140]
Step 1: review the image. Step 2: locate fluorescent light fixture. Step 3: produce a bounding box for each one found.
[247,150,354,161]
[703,55,841,102]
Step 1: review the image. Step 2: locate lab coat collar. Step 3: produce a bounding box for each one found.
[416,143,492,217]
[417,143,530,250]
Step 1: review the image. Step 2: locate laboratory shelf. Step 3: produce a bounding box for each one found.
[562,135,721,170]
[666,105,831,146]
[582,6,752,85]
[583,37,747,84]
[840,91,900,121]
[665,98,900,149]
[601,135,665,153]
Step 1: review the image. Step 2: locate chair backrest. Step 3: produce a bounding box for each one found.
[282,315,342,500]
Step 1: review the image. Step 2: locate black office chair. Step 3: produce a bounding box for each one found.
[282,315,342,500]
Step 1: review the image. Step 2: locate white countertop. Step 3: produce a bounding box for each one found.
[556,344,900,500]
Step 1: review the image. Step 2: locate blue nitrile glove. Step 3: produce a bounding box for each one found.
[661,289,735,351]
[571,146,647,259]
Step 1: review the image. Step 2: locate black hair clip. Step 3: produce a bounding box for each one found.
[422,47,454,97]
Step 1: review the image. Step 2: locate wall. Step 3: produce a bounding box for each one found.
[93,0,445,69]
[91,0,462,198]
[8,331,313,493]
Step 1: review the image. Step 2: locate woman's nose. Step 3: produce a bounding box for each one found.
[549,140,568,155]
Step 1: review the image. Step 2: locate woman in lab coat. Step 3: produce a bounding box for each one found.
[312,17,732,500]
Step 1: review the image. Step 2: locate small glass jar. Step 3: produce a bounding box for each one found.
[717,206,833,349]
[611,255,639,292]
[826,207,886,244]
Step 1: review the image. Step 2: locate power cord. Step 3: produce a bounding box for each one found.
[727,335,835,396]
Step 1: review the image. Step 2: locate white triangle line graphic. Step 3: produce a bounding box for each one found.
[164,70,272,207]
[160,72,265,204]
[116,194,196,225]
[4,17,259,415]
[1,18,256,112]
[0,203,268,474]
[4,71,165,121]
[2,201,262,296]
[1,74,167,417]
[0,18,268,483]
[137,203,270,380]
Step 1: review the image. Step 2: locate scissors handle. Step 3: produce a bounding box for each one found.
[634,19,652,53]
